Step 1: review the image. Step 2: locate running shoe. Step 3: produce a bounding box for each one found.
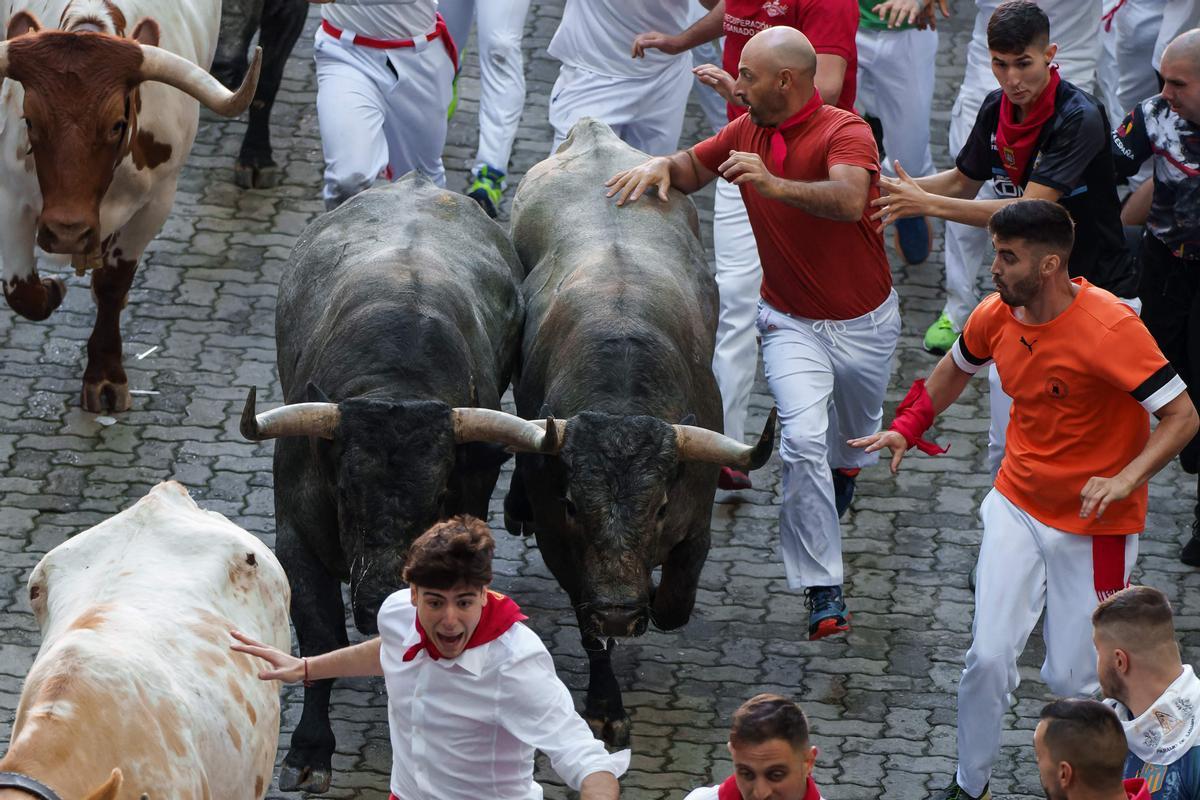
[467,165,506,219]
[1182,519,1200,567]
[923,312,958,356]
[832,467,858,519]
[718,466,753,491]
[804,585,850,640]
[932,778,990,800]
[894,216,932,264]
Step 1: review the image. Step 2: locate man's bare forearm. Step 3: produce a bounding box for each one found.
[1116,395,1199,490]
[307,638,383,680]
[764,177,865,221]
[670,149,714,194]
[913,167,981,198]
[676,2,724,48]
[924,353,974,415]
[926,194,1018,227]
[580,772,620,800]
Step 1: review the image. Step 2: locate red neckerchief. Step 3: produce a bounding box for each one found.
[717,774,821,800]
[767,89,823,173]
[1125,778,1151,800]
[402,590,527,662]
[994,65,1060,186]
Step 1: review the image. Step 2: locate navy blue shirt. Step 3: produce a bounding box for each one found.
[1126,748,1200,800]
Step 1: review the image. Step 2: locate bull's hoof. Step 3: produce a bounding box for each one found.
[234,162,282,190]
[82,378,131,414]
[503,511,533,537]
[587,713,631,748]
[278,763,333,794]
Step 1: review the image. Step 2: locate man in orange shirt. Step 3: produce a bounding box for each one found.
[607,25,898,640]
[851,200,1198,800]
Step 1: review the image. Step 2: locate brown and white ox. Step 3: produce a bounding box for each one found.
[0,481,290,800]
[0,0,261,412]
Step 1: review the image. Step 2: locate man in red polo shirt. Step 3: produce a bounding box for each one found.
[607,25,897,641]
[631,0,858,494]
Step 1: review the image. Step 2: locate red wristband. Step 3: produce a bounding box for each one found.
[888,379,948,456]
[303,656,314,688]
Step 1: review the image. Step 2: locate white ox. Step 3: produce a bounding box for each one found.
[0,0,260,412]
[0,481,290,800]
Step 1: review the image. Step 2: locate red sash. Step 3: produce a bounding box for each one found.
[322,12,457,71]
[1094,535,1130,601]
[1125,777,1151,800]
[767,90,823,173]
[994,66,1060,187]
[717,774,822,800]
[402,590,527,662]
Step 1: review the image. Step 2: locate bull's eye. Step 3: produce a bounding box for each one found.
[111,120,127,139]
[656,502,668,520]
[563,497,577,518]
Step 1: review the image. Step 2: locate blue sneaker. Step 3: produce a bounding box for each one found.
[894,216,931,265]
[832,468,858,519]
[804,585,850,640]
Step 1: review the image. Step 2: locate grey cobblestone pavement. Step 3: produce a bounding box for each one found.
[1,3,1198,799]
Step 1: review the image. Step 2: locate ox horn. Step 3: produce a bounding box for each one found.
[530,416,568,455]
[452,408,557,453]
[673,407,778,470]
[240,386,340,441]
[138,44,262,117]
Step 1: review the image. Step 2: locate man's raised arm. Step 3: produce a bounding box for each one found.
[631,1,725,57]
[605,148,718,205]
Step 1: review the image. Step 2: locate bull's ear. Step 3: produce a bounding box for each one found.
[6,11,41,39]
[82,769,122,800]
[678,413,696,426]
[458,442,512,472]
[306,382,331,404]
[538,403,553,418]
[130,17,160,46]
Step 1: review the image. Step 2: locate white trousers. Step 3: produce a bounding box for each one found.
[855,26,938,178]
[548,62,693,156]
[314,28,454,209]
[942,3,1101,328]
[1099,0,1167,128]
[712,179,762,444]
[757,291,902,589]
[439,0,531,173]
[956,490,1138,796]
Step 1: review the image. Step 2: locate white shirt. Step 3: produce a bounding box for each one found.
[377,592,631,800]
[548,0,692,78]
[322,0,437,41]
[684,777,825,800]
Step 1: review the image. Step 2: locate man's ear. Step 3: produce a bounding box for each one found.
[1058,760,1074,790]
[410,586,419,605]
[1044,42,1058,65]
[1115,647,1132,675]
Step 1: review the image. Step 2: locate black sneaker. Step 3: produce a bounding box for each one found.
[933,778,990,800]
[1182,520,1200,567]
[832,468,858,519]
[804,585,850,640]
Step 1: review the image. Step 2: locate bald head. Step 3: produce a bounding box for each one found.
[1164,28,1200,71]
[742,26,817,82]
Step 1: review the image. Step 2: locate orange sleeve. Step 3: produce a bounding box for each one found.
[1096,318,1185,413]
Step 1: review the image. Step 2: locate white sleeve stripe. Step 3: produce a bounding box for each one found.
[1142,374,1187,414]
[951,338,990,374]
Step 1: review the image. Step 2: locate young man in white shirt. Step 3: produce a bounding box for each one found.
[232,516,628,799]
[308,0,456,209]
[546,0,694,156]
[685,695,827,800]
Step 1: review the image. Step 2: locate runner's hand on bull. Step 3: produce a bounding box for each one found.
[719,151,780,198]
[230,630,305,683]
[847,430,910,474]
[606,157,673,205]
[691,63,737,104]
[870,161,929,232]
[1079,474,1136,520]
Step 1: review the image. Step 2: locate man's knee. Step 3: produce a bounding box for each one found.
[779,421,828,464]
[481,31,522,71]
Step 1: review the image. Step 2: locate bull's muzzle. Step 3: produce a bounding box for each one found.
[586,603,650,639]
[37,216,98,255]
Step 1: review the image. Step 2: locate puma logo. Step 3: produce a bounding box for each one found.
[1020,335,1037,354]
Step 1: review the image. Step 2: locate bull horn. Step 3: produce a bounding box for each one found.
[452,408,552,453]
[138,44,261,117]
[240,386,340,441]
[673,407,778,470]
[529,417,568,454]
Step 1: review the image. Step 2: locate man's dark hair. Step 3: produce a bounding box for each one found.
[1092,585,1176,648]
[987,0,1051,54]
[402,515,494,589]
[1039,699,1128,792]
[729,694,810,750]
[988,200,1075,257]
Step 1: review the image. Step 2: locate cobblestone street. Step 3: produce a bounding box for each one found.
[1,3,1198,799]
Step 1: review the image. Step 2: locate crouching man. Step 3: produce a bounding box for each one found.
[686,694,826,800]
[232,516,628,799]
